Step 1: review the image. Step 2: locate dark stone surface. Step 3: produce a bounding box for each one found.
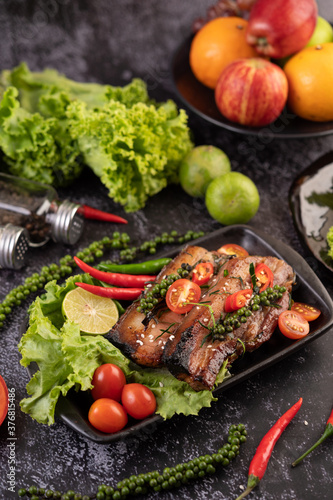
[0,1,333,499]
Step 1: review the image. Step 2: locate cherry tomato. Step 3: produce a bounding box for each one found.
[165,279,201,314]
[91,363,126,402]
[88,398,128,433]
[0,375,8,427]
[278,310,310,340]
[121,383,156,420]
[291,302,321,322]
[254,263,274,291]
[192,262,214,285]
[217,244,249,258]
[225,289,253,312]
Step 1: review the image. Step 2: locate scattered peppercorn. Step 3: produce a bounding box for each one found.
[17,423,246,499]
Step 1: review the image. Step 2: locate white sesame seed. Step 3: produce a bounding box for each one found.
[136,340,143,345]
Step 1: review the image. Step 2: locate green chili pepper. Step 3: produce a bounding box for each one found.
[98,257,172,275]
[292,408,333,467]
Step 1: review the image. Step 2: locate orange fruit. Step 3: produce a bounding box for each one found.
[284,43,333,122]
[189,16,259,89]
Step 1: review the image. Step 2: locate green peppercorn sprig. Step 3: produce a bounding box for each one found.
[17,424,247,500]
[205,284,287,344]
[117,230,204,263]
[0,230,204,329]
[137,262,194,315]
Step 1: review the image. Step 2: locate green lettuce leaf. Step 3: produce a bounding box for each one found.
[327,226,333,259]
[18,276,224,425]
[18,300,75,425]
[1,62,149,113]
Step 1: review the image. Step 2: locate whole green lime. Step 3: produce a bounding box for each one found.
[205,172,260,225]
[306,16,333,47]
[179,145,231,197]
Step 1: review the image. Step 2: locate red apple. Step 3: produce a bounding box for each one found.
[246,0,318,58]
[215,58,288,127]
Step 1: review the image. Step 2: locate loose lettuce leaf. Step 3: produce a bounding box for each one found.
[127,367,217,420]
[61,321,132,391]
[19,301,75,425]
[1,62,149,113]
[18,276,225,425]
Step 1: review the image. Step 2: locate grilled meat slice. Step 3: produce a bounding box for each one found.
[163,255,294,391]
[106,245,217,367]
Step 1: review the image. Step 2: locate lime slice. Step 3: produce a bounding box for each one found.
[62,287,119,334]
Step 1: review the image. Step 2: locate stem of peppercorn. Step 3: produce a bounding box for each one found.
[17,423,247,499]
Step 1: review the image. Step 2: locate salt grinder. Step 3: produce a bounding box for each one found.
[0,224,30,270]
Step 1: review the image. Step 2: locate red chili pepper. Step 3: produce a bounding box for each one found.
[74,257,155,288]
[78,204,128,224]
[75,282,143,300]
[235,398,303,500]
[292,407,333,467]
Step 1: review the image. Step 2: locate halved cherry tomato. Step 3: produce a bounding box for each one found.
[254,263,274,291]
[291,302,321,322]
[225,289,253,312]
[88,398,128,433]
[91,363,126,402]
[217,244,249,258]
[0,375,8,427]
[121,383,156,420]
[192,262,214,285]
[278,310,310,340]
[165,279,201,314]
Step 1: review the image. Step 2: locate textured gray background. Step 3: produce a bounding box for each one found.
[0,1,333,499]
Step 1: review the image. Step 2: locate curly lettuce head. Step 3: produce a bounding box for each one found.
[0,86,82,187]
[67,98,193,212]
[0,63,193,208]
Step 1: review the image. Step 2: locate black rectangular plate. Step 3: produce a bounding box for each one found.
[24,225,333,443]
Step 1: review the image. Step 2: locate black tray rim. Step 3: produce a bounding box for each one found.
[289,151,333,274]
